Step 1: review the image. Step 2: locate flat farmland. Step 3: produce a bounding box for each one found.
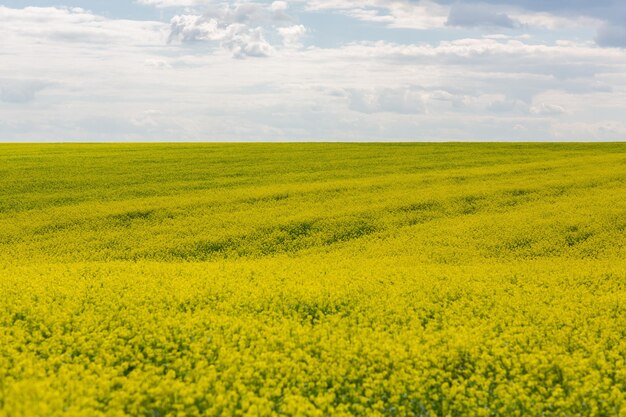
[1,143,625,417]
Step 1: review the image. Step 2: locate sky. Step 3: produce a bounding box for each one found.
[1,1,626,141]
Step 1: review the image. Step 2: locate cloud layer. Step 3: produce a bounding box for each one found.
[1,2,626,141]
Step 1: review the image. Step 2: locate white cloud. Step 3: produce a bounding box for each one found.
[137,0,209,7]
[167,2,303,57]
[2,4,626,141]
[530,103,565,116]
[346,87,425,114]
[304,0,449,30]
[271,1,289,12]
[168,14,274,58]
[0,6,167,44]
[551,121,626,141]
[278,24,306,48]
[136,0,626,47]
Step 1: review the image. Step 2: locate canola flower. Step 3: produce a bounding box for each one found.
[0,143,625,417]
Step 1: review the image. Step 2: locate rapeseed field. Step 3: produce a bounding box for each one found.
[1,143,625,417]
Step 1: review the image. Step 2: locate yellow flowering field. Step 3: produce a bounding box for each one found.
[1,143,625,417]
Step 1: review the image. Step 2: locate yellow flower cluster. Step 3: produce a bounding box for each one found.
[0,143,625,416]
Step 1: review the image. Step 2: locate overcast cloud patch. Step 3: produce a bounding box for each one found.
[0,79,49,103]
[1,2,626,141]
[447,4,520,29]
[596,24,626,48]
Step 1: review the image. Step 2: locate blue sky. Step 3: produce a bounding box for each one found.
[1,0,626,141]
